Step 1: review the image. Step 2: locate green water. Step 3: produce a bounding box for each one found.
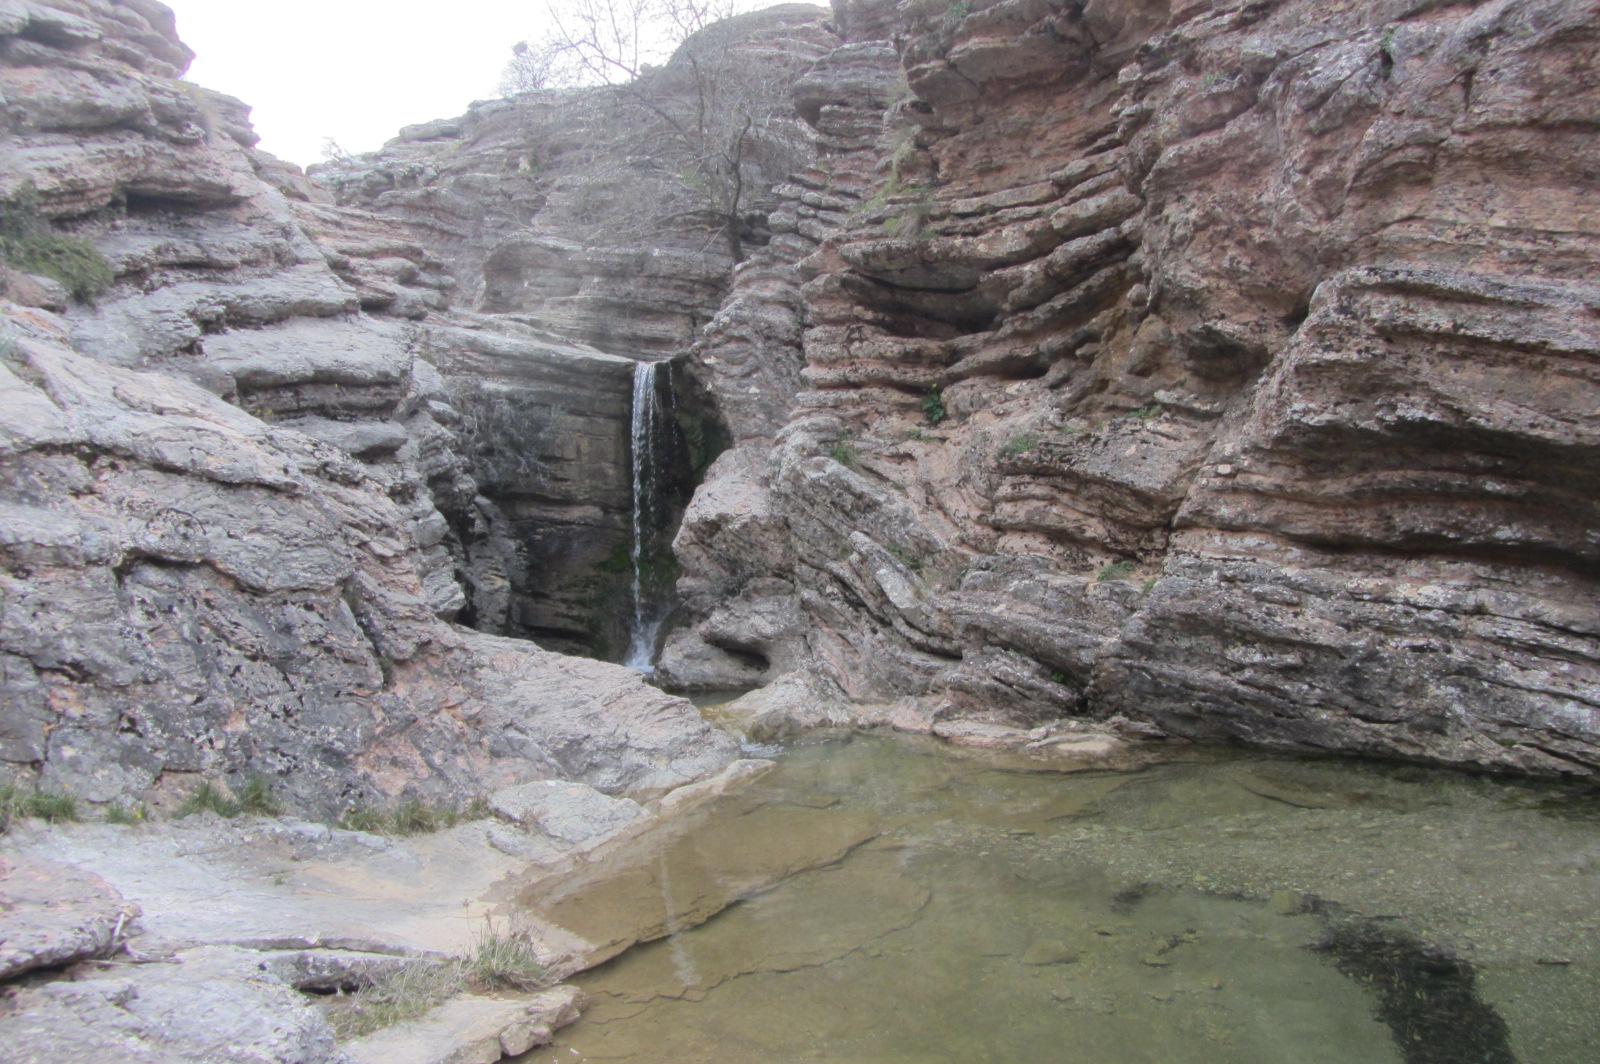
[520,734,1600,1063]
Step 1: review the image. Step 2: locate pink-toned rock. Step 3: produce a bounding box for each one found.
[0,854,139,979]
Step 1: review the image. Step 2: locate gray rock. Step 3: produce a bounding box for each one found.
[488,780,646,845]
[0,855,139,979]
[0,946,344,1064]
[343,985,583,1064]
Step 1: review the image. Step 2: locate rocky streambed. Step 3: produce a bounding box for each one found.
[517,733,1600,1064]
[4,709,1599,1063]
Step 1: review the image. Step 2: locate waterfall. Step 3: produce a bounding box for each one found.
[624,360,668,672]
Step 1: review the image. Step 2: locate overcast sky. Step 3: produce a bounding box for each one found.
[165,1,779,169]
[166,1,543,166]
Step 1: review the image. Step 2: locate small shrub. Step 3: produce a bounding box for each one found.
[322,960,463,1041]
[886,545,924,573]
[0,186,113,303]
[906,428,933,442]
[1123,403,1163,420]
[104,800,149,826]
[943,0,973,26]
[0,784,81,831]
[1050,670,1068,684]
[883,201,931,238]
[465,919,547,991]
[1098,560,1138,582]
[830,441,859,469]
[178,781,242,819]
[341,796,490,837]
[238,775,284,817]
[999,433,1039,458]
[921,388,947,425]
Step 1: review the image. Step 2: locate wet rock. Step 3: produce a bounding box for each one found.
[1269,890,1315,917]
[525,798,879,968]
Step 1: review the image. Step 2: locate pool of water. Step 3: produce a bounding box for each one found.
[517,733,1600,1063]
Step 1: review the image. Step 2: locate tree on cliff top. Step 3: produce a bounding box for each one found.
[501,0,737,90]
[501,0,818,263]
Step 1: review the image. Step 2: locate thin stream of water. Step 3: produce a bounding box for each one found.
[623,360,666,672]
[519,734,1600,1063]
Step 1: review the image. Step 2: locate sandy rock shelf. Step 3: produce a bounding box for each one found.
[0,758,775,1064]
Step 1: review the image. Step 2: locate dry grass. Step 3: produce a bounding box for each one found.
[318,920,548,1040]
[340,796,491,837]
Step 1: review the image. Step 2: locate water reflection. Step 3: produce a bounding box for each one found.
[518,734,1600,1063]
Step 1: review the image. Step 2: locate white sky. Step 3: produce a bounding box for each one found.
[166,0,540,166]
[165,0,778,169]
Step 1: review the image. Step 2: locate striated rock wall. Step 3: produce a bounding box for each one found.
[0,0,739,813]
[668,0,1600,774]
[308,4,840,657]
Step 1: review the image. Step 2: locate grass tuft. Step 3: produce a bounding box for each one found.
[178,780,242,819]
[999,433,1039,458]
[464,919,548,991]
[238,775,284,816]
[318,918,548,1040]
[341,796,492,837]
[829,441,859,470]
[1098,560,1138,582]
[322,961,464,1041]
[0,783,81,831]
[104,800,149,826]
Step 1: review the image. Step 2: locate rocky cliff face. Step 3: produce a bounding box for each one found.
[309,4,838,656]
[666,0,1600,774]
[0,0,739,813]
[2,0,1596,803]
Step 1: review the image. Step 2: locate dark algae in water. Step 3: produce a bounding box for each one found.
[517,735,1599,1064]
[1314,921,1515,1064]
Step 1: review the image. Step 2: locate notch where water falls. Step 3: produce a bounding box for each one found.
[625,359,673,673]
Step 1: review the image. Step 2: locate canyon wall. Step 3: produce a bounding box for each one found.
[1,0,1596,792]
[312,3,837,655]
[0,0,740,812]
[666,0,1600,774]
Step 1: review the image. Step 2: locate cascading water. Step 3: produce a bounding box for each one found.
[624,360,669,672]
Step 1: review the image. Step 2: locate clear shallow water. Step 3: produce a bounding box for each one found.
[519,734,1600,1063]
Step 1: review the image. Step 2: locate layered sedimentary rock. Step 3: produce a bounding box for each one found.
[310,4,838,655]
[0,0,739,812]
[668,0,1600,774]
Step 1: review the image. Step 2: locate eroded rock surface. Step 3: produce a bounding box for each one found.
[668,0,1600,774]
[0,0,745,814]
[0,854,137,979]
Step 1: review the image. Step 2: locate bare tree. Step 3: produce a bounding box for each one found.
[501,1,820,263]
[524,0,735,86]
[499,40,568,94]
